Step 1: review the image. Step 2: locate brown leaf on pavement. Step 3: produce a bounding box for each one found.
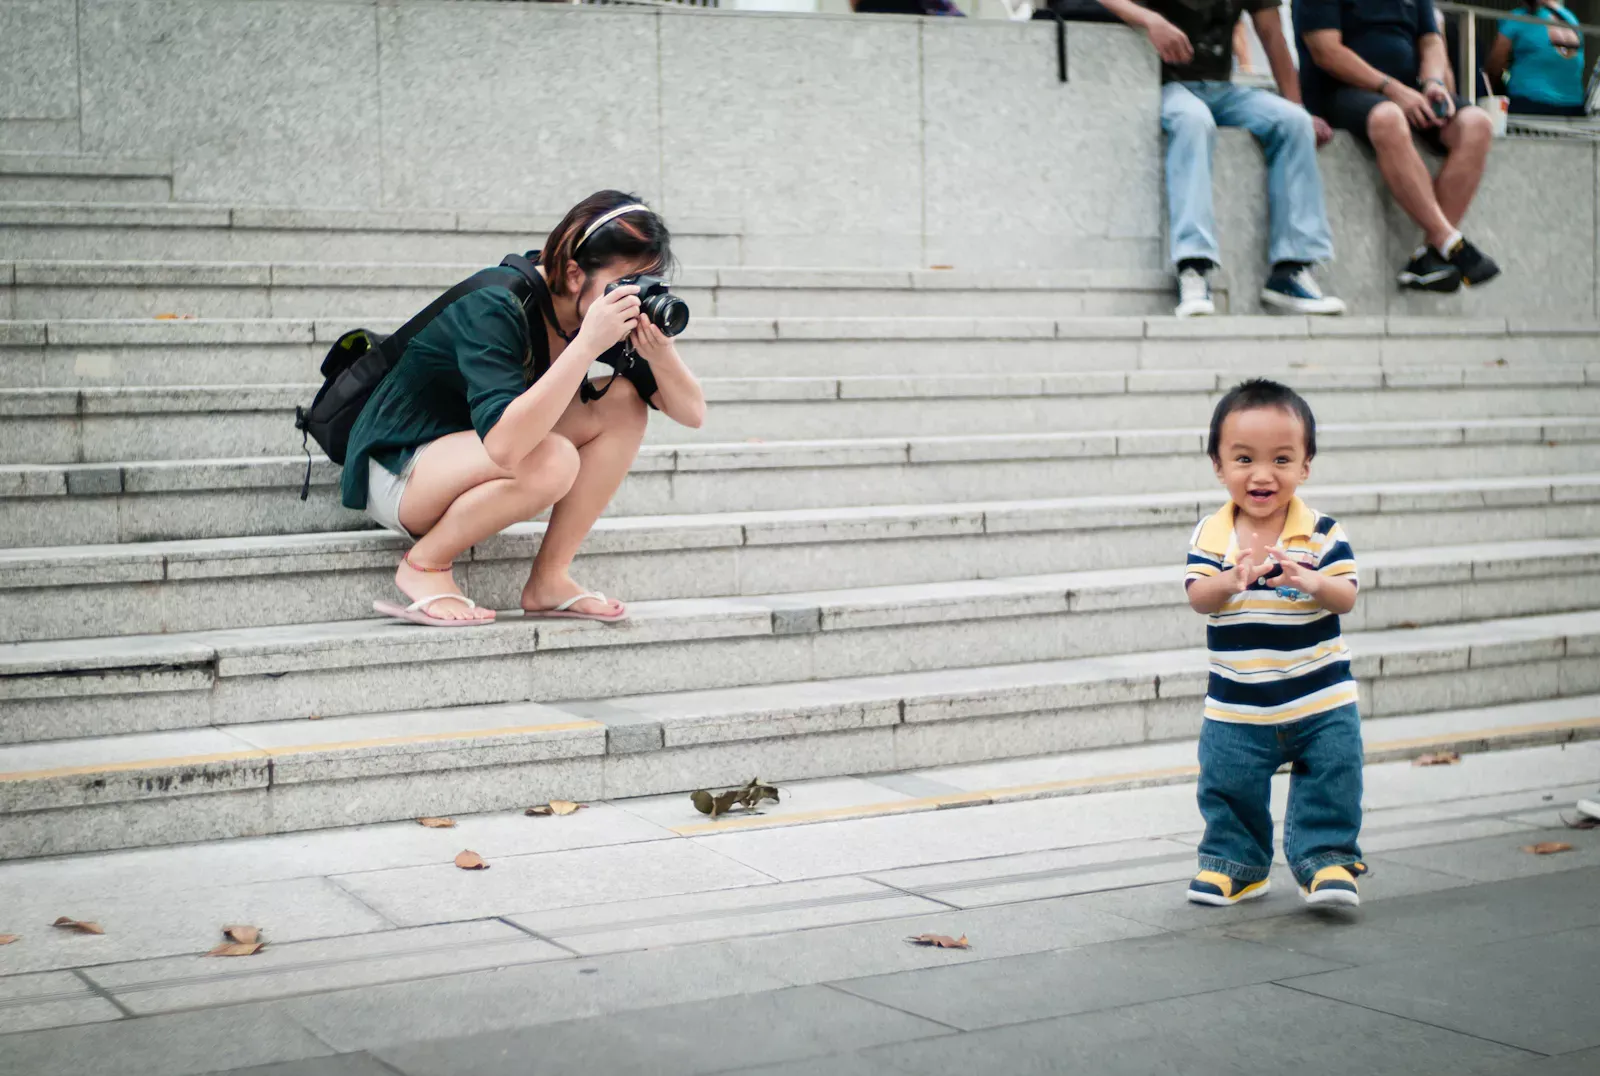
[1413,751,1460,766]
[1522,842,1573,855]
[208,941,264,957]
[223,925,260,945]
[417,817,456,828]
[51,917,104,935]
[690,778,783,818]
[526,801,585,817]
[1395,620,1420,630]
[454,850,489,870]
[0,934,18,945]
[907,933,970,949]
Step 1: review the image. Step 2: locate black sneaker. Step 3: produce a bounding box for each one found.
[1445,237,1501,288]
[1397,247,1462,293]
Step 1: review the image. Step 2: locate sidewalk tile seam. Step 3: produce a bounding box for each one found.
[1268,979,1553,1058]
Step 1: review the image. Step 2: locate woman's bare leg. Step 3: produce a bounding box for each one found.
[390,429,580,621]
[522,376,650,616]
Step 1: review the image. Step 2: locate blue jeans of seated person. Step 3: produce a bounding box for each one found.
[1162,81,1336,269]
[1196,702,1364,887]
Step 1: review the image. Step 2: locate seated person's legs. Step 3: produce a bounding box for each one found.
[1207,86,1343,314]
[1161,83,1221,318]
[1329,87,1498,291]
[1434,104,1493,226]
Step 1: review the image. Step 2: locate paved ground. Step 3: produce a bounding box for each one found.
[1,740,1597,1076]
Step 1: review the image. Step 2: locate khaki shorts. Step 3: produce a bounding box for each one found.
[365,441,435,540]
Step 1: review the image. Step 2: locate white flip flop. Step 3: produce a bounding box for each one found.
[373,593,495,627]
[522,591,628,623]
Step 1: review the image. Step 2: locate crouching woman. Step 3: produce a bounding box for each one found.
[341,190,706,626]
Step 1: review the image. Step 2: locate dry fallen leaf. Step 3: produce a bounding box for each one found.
[454,850,488,870]
[526,801,584,817]
[1564,814,1600,830]
[1395,620,1420,630]
[153,313,196,320]
[0,934,18,946]
[208,942,264,957]
[928,264,955,271]
[223,925,260,945]
[907,933,970,949]
[1522,841,1573,855]
[1414,751,1460,767]
[691,778,782,818]
[417,817,456,828]
[306,714,323,721]
[51,917,104,935]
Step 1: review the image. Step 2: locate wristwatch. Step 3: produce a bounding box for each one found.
[1376,75,1391,93]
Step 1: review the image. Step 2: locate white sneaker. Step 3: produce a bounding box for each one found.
[1261,266,1347,315]
[1175,267,1215,318]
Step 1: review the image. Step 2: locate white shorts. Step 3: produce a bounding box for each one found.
[365,441,434,540]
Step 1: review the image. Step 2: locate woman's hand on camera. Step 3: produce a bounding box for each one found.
[575,284,640,353]
[630,317,677,363]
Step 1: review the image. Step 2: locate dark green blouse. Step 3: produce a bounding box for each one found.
[340,269,530,511]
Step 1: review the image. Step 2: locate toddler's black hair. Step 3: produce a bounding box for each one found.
[1207,378,1317,462]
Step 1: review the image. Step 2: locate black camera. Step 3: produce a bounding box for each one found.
[605,274,689,337]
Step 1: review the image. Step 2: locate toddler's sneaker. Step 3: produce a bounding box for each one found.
[1187,870,1270,906]
[1300,864,1362,907]
[1175,267,1215,318]
[1261,265,1346,315]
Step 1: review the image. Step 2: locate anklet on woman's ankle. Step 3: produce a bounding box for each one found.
[403,553,453,573]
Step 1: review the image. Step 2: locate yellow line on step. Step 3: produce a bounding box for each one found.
[669,791,994,835]
[261,720,602,757]
[0,720,604,782]
[670,718,1600,836]
[1365,714,1600,752]
[0,749,270,782]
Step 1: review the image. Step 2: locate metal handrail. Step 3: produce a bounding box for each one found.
[1431,1,1595,105]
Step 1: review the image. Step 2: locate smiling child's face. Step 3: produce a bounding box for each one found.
[1213,405,1312,523]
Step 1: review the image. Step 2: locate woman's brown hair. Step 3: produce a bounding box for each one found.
[540,190,673,297]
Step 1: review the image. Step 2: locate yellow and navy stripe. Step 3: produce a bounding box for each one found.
[1184,498,1358,725]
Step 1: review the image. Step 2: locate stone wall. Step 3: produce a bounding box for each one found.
[1,0,1596,315]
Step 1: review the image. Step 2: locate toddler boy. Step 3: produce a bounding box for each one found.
[1183,378,1365,908]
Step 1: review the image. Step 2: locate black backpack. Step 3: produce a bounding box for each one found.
[293,253,548,499]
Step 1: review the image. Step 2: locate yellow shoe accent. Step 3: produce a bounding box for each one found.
[1187,870,1272,906]
[1300,864,1361,907]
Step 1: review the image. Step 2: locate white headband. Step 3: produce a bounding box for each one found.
[575,203,652,252]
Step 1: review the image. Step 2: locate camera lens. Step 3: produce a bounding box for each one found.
[643,293,690,337]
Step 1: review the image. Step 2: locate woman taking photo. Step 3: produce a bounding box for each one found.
[340,190,706,626]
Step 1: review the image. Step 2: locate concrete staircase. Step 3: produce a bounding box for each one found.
[2,186,1599,859]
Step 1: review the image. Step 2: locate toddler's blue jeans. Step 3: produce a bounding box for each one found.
[1196,702,1364,887]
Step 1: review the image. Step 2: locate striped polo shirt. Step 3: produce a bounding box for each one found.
[1184,497,1359,725]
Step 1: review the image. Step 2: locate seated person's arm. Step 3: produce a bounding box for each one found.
[1303,28,1442,127]
[1251,8,1300,102]
[1097,0,1196,65]
[1484,32,1513,86]
[1417,31,1451,89]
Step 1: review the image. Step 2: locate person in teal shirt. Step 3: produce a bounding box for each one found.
[345,191,706,626]
[1486,2,1587,116]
